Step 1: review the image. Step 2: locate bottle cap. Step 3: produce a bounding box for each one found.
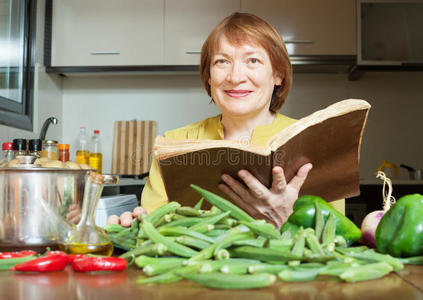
[28,139,42,151]
[2,142,13,150]
[12,139,27,151]
[94,130,100,134]
[42,140,58,145]
[58,143,70,150]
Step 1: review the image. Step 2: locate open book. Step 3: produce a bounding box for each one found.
[155,99,371,208]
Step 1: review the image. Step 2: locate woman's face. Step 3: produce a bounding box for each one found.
[209,36,282,119]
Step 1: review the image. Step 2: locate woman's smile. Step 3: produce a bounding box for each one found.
[224,89,253,98]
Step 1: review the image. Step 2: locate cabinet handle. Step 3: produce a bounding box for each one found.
[186,50,201,54]
[284,40,313,44]
[90,51,121,55]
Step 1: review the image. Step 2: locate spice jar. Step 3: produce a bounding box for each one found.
[28,139,42,158]
[12,139,27,156]
[58,144,70,162]
[41,140,59,160]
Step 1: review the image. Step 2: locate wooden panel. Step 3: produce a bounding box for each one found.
[112,121,156,175]
[164,0,240,65]
[241,0,356,55]
[51,0,163,66]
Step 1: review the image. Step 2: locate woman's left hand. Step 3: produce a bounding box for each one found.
[218,163,312,229]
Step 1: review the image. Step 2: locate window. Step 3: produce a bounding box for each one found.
[0,0,36,131]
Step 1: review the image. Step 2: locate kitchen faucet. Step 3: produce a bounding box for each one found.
[39,117,58,140]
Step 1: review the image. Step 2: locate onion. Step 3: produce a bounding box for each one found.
[360,171,395,248]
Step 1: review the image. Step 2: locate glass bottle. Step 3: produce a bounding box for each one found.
[13,138,27,156]
[60,171,114,256]
[58,144,70,162]
[76,126,90,165]
[0,142,15,167]
[28,139,42,158]
[89,130,103,173]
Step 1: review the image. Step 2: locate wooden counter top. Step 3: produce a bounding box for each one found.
[0,265,422,300]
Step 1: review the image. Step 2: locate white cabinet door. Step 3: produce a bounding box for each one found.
[241,0,356,55]
[51,0,163,66]
[164,0,241,65]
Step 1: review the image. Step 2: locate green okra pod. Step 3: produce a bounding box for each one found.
[137,265,199,284]
[158,226,216,243]
[339,262,393,282]
[143,221,198,258]
[229,246,301,262]
[120,243,167,260]
[215,249,230,260]
[143,260,185,276]
[278,268,320,282]
[177,272,276,290]
[314,201,324,241]
[400,256,423,265]
[175,236,212,250]
[144,201,181,226]
[239,220,281,240]
[176,206,202,217]
[190,184,254,222]
[189,211,231,231]
[134,256,186,268]
[305,231,325,255]
[322,212,336,250]
[103,223,126,233]
[341,249,403,271]
[248,263,289,274]
[233,236,267,248]
[193,197,204,210]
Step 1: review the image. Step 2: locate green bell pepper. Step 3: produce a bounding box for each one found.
[281,195,361,246]
[376,194,423,257]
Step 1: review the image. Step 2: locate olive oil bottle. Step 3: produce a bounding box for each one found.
[61,172,114,256]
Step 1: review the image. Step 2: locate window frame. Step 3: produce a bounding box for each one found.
[0,0,36,131]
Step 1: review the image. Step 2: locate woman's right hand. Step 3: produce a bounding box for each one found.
[107,206,147,227]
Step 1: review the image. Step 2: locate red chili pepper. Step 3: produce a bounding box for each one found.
[72,256,127,272]
[67,254,87,264]
[0,250,37,259]
[10,254,68,272]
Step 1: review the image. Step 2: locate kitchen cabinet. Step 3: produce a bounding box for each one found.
[49,0,163,66]
[163,0,240,65]
[241,0,356,56]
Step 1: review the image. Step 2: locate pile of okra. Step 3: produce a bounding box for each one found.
[104,185,405,290]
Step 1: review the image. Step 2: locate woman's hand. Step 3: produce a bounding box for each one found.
[107,206,148,227]
[66,204,82,225]
[218,163,312,230]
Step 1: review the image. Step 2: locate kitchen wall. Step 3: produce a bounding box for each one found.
[61,71,423,180]
[0,0,62,143]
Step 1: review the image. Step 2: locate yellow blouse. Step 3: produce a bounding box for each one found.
[141,113,345,214]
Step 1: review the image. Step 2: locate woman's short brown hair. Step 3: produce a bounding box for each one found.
[200,12,292,112]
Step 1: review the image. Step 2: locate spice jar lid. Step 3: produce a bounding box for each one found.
[2,142,13,150]
[42,140,58,145]
[12,139,27,151]
[28,139,42,151]
[58,143,70,150]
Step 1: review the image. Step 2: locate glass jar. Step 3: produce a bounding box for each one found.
[41,140,59,160]
[12,139,27,156]
[28,139,42,158]
[58,144,70,162]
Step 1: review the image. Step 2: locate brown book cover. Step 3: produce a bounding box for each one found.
[155,99,371,208]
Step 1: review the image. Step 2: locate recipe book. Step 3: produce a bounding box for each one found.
[155,99,371,210]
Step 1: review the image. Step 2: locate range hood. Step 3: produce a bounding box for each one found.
[357,0,423,66]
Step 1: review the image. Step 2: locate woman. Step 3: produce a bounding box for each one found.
[111,12,344,229]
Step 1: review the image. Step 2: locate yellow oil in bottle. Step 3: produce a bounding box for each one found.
[89,153,103,173]
[76,150,90,164]
[59,242,114,256]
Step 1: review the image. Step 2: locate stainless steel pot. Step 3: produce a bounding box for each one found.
[0,166,90,250]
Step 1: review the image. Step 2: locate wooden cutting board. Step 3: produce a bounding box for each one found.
[112,121,156,176]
